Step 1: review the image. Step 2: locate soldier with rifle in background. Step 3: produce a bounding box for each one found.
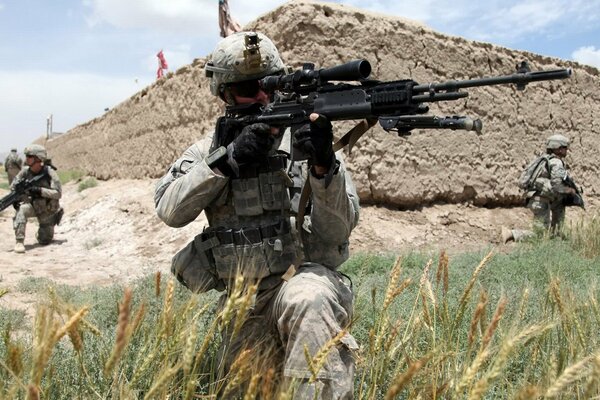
[1,144,64,253]
[502,134,583,243]
[4,148,23,185]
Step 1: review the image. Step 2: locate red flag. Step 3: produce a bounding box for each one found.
[157,50,168,69]
[156,50,168,80]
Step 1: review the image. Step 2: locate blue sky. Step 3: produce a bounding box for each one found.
[1,0,599,153]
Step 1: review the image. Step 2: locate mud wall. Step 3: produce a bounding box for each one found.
[44,0,600,207]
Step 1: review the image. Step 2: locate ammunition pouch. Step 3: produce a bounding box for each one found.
[171,235,223,293]
[172,220,299,291]
[53,207,64,226]
[206,220,298,280]
[231,154,291,216]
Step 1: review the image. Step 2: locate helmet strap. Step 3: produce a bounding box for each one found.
[221,86,237,105]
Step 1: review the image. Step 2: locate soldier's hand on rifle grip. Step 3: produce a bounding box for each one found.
[219,123,275,176]
[26,187,42,197]
[293,113,335,172]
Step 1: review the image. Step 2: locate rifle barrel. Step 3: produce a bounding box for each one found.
[412,68,572,93]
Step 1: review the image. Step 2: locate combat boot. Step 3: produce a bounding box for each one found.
[14,240,25,253]
[501,227,514,244]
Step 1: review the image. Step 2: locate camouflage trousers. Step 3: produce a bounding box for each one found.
[219,263,357,399]
[13,203,55,244]
[512,197,565,241]
[6,167,20,185]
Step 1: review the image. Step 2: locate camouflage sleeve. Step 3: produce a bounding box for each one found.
[548,158,571,194]
[155,137,229,228]
[308,152,360,244]
[40,169,62,200]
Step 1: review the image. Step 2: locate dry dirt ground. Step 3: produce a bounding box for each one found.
[0,178,590,315]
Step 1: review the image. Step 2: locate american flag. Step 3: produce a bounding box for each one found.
[218,0,241,38]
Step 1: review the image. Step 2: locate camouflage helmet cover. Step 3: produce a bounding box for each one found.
[204,31,285,97]
[546,134,570,150]
[24,144,47,161]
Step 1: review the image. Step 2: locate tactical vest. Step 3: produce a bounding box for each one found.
[26,167,61,216]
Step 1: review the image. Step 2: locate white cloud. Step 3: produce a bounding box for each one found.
[84,0,216,34]
[330,0,600,47]
[82,0,285,35]
[0,71,150,150]
[0,3,4,11]
[572,46,600,68]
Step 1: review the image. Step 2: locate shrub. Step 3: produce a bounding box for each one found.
[57,169,86,184]
[78,177,98,192]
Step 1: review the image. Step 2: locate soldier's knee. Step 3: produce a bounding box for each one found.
[36,225,54,245]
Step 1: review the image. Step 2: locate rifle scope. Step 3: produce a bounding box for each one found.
[261,59,372,93]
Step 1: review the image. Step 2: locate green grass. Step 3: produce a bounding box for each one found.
[77,177,98,192]
[57,169,86,184]
[1,234,600,399]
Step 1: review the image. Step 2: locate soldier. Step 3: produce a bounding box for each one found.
[11,144,63,253]
[155,31,360,398]
[502,134,580,243]
[4,148,23,185]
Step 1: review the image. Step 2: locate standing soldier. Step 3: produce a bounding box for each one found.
[4,148,23,185]
[502,134,582,242]
[11,144,63,253]
[155,32,360,398]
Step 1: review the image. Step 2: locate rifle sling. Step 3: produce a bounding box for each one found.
[333,118,378,153]
[296,118,377,230]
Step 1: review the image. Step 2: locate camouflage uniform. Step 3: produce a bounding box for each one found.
[511,137,575,241]
[4,150,23,185]
[155,128,360,398]
[12,165,62,245]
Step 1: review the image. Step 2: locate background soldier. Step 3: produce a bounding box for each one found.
[4,148,23,185]
[155,31,360,398]
[502,134,580,243]
[11,144,63,253]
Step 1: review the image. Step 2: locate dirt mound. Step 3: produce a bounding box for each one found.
[0,179,590,316]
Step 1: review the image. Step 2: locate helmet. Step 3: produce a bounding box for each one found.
[546,134,570,150]
[10,148,17,152]
[204,31,285,98]
[24,144,47,161]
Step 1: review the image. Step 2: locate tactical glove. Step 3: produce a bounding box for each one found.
[293,114,335,169]
[220,123,274,176]
[26,187,42,197]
